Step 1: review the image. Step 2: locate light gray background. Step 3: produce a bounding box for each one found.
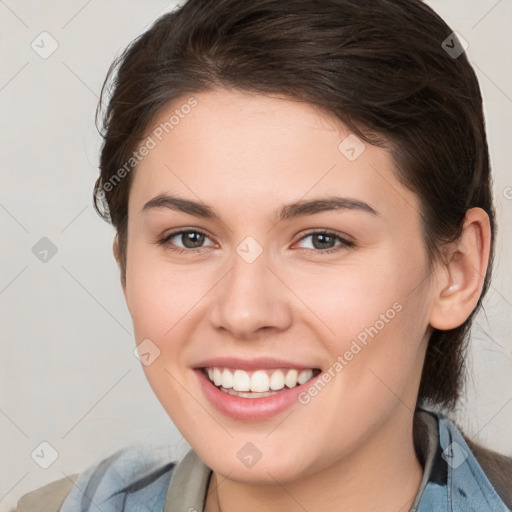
[1,1,511,510]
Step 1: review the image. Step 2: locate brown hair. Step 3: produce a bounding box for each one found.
[93,0,496,415]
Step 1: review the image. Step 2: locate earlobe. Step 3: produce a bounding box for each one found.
[429,207,491,331]
[112,236,120,263]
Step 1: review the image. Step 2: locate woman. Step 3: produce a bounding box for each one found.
[16,0,512,510]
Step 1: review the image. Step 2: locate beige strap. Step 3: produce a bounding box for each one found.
[164,449,213,512]
[16,474,78,512]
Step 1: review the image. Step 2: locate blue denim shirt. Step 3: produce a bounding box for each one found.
[413,410,509,511]
[59,409,510,511]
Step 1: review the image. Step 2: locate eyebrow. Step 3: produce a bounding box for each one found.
[141,193,379,222]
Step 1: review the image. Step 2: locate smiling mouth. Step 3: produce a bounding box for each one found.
[202,366,322,397]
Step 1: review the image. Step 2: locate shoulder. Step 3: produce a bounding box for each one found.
[16,475,78,512]
[59,444,177,511]
[15,444,178,512]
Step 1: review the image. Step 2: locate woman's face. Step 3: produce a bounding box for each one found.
[122,88,436,483]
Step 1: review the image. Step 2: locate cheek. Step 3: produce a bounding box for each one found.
[124,241,203,336]
[125,256,220,401]
[125,257,203,413]
[127,282,196,352]
[305,244,429,379]
[294,258,405,339]
[126,227,429,358]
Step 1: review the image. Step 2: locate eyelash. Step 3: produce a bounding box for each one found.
[158,229,355,255]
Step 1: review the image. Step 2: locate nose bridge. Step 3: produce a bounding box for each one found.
[208,239,292,338]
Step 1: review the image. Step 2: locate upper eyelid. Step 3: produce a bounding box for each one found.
[164,228,216,245]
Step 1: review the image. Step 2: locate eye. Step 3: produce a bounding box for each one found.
[294,230,355,254]
[159,229,216,253]
[157,228,355,255]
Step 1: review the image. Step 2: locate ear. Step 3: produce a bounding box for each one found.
[112,236,127,298]
[429,207,491,331]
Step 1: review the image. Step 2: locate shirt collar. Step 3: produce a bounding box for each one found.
[415,408,509,511]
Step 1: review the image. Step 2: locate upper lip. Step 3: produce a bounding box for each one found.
[193,357,321,372]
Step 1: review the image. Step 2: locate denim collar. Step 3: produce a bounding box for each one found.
[413,408,509,511]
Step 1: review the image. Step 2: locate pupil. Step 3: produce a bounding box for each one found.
[184,232,204,248]
[313,233,333,249]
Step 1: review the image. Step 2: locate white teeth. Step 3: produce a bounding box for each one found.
[250,370,269,392]
[298,369,313,385]
[221,369,233,389]
[233,369,251,391]
[204,367,317,393]
[269,370,285,390]
[285,369,298,388]
[213,367,222,387]
[222,388,278,399]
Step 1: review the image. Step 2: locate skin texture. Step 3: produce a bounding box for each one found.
[115,89,491,512]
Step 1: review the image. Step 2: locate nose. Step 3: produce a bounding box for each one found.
[207,249,293,340]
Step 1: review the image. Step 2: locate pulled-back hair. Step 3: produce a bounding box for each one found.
[93,0,496,416]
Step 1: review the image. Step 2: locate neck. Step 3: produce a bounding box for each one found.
[204,408,425,512]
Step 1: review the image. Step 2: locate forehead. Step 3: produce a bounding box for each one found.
[129,89,421,224]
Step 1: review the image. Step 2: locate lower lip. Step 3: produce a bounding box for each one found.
[194,368,322,421]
